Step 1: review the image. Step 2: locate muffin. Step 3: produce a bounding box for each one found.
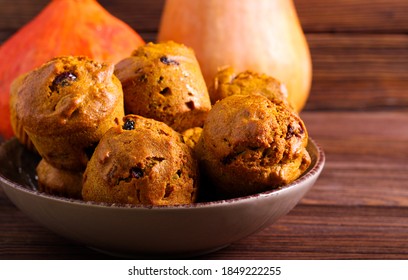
[82,115,199,206]
[36,159,83,199]
[181,127,203,150]
[114,41,211,132]
[208,66,290,106]
[196,94,311,198]
[13,56,124,171]
[9,73,37,151]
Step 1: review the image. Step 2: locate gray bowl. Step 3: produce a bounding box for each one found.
[0,138,325,257]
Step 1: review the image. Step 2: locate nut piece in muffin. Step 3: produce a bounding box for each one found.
[208,66,290,106]
[196,94,311,198]
[82,115,199,206]
[13,56,125,171]
[36,159,83,199]
[114,41,211,132]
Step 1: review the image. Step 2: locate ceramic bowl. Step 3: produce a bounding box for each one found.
[0,138,325,258]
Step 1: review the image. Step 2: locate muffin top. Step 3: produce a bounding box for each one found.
[114,41,211,132]
[197,94,310,197]
[209,66,289,106]
[82,115,199,206]
[15,56,123,136]
[202,95,306,160]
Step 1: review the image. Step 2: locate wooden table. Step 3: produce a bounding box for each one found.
[1,0,408,259]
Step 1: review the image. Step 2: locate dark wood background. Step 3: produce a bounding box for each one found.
[1,0,408,259]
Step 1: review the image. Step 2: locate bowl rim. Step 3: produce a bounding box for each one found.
[0,137,325,211]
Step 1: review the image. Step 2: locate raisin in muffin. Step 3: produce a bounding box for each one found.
[196,94,311,198]
[36,159,83,199]
[13,56,124,171]
[114,41,211,132]
[208,66,290,106]
[82,115,199,206]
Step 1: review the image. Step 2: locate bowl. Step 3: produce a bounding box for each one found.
[0,138,325,258]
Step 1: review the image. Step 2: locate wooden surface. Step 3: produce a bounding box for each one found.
[1,0,408,259]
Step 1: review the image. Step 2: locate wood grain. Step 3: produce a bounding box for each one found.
[301,111,408,207]
[295,0,408,33]
[1,0,408,34]
[205,205,408,260]
[304,34,408,111]
[0,0,164,41]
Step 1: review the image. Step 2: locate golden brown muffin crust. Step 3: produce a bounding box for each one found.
[82,115,199,206]
[14,56,125,170]
[17,56,123,135]
[36,159,83,199]
[115,41,211,132]
[197,94,310,198]
[181,127,203,150]
[9,73,37,151]
[209,66,290,106]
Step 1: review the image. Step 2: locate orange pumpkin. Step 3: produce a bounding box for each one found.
[0,0,145,140]
[158,0,312,112]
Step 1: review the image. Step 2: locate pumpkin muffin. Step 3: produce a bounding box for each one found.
[196,94,311,198]
[82,115,199,206]
[13,56,124,171]
[208,66,290,106]
[114,41,211,132]
[181,127,203,150]
[9,73,37,151]
[36,159,83,199]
